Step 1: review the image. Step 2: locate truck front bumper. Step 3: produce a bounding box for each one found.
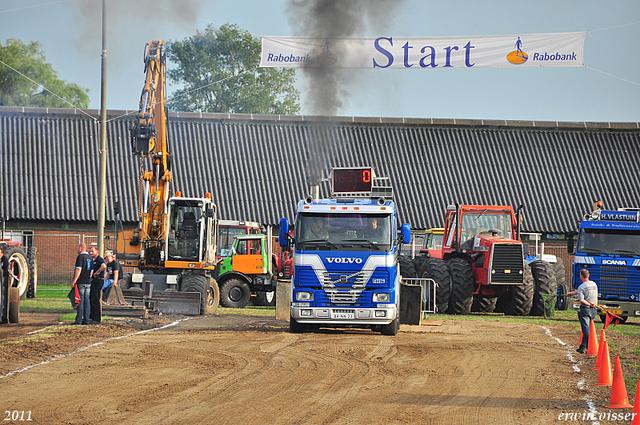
[571,300,640,318]
[291,305,397,326]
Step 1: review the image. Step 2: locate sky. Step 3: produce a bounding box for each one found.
[1,0,639,122]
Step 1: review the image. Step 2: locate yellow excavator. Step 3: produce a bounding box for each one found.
[115,40,220,315]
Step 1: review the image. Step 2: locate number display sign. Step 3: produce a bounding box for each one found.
[332,167,374,196]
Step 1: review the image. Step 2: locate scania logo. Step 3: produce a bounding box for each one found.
[602,260,626,265]
[326,257,363,264]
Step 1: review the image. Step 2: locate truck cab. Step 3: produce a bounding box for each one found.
[280,167,410,335]
[570,204,640,322]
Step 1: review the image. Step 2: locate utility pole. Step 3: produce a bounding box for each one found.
[97,0,107,254]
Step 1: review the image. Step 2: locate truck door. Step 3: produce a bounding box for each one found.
[232,239,265,274]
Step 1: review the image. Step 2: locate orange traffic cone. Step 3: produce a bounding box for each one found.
[593,329,607,370]
[595,339,612,386]
[607,356,633,408]
[630,380,639,425]
[587,320,599,356]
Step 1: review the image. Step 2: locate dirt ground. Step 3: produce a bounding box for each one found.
[0,313,634,424]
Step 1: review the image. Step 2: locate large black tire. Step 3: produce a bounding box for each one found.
[472,295,497,313]
[289,314,307,333]
[3,246,29,300]
[219,278,251,308]
[380,317,399,335]
[447,258,474,315]
[8,287,20,324]
[26,246,38,298]
[530,261,558,317]
[206,278,220,314]
[398,256,417,280]
[553,261,566,289]
[181,273,208,315]
[510,264,534,316]
[417,257,451,314]
[254,290,276,307]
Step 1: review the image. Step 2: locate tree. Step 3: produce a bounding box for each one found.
[0,38,89,108]
[166,24,300,115]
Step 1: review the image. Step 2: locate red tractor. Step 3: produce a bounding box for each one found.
[413,204,553,316]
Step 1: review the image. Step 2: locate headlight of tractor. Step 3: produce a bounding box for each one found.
[296,291,313,301]
[373,293,390,302]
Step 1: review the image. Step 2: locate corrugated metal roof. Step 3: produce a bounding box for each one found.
[1,106,639,233]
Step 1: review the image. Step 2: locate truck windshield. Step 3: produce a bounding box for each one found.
[297,213,392,251]
[577,229,640,256]
[460,212,513,242]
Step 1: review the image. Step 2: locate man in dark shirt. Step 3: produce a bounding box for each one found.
[88,246,106,323]
[72,243,93,325]
[0,247,9,324]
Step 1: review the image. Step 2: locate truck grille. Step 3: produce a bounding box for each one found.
[490,243,524,284]
[598,266,627,295]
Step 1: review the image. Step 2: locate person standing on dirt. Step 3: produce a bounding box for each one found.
[88,246,106,324]
[568,269,598,354]
[0,247,9,324]
[71,243,93,325]
[102,251,122,303]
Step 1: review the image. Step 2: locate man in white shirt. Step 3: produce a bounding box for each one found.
[568,269,598,354]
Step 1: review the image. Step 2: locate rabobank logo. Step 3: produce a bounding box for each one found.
[507,37,528,64]
[316,40,338,67]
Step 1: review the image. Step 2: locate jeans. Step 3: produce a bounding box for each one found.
[90,278,103,322]
[75,284,91,324]
[102,279,114,291]
[578,305,597,350]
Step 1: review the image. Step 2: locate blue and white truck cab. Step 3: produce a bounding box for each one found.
[569,202,640,323]
[279,167,411,335]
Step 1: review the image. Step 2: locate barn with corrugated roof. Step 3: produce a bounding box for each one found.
[2,106,639,235]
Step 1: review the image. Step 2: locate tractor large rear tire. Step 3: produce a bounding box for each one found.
[417,257,451,314]
[26,246,38,298]
[510,264,534,316]
[472,295,497,313]
[3,246,29,300]
[8,287,20,324]
[206,278,220,314]
[398,256,417,280]
[181,273,207,315]
[447,258,474,315]
[219,278,251,309]
[530,261,557,317]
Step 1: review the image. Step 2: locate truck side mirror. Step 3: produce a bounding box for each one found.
[279,218,290,247]
[401,223,411,244]
[567,234,575,254]
[206,208,214,218]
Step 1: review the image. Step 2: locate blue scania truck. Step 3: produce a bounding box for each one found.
[569,202,640,323]
[279,167,411,335]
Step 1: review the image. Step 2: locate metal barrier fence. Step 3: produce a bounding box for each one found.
[403,277,437,317]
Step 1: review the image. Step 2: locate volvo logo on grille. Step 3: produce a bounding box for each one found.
[341,275,347,282]
[326,257,363,264]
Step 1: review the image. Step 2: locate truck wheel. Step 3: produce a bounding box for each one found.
[380,317,399,336]
[181,273,207,315]
[219,278,251,308]
[289,314,307,333]
[4,246,29,299]
[206,278,220,314]
[510,264,534,316]
[26,246,38,298]
[556,283,569,311]
[447,258,473,315]
[472,295,497,313]
[255,291,276,307]
[418,258,451,314]
[530,261,557,317]
[8,287,20,323]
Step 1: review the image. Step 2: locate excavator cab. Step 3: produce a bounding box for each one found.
[166,197,217,263]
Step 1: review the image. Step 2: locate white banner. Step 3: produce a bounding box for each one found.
[260,32,586,69]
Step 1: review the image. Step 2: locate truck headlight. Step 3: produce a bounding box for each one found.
[373,293,390,302]
[296,291,313,301]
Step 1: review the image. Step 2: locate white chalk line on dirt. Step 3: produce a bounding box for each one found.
[542,326,600,425]
[0,317,194,380]
[25,322,64,335]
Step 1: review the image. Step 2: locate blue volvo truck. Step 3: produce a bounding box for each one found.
[569,203,640,323]
[279,167,411,335]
